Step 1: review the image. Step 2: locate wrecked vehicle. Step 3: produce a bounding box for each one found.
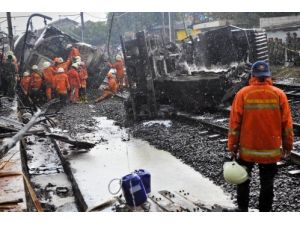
[121,26,268,119]
[14,26,108,88]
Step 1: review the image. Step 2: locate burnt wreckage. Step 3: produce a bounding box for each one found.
[14,26,108,88]
[121,25,268,120]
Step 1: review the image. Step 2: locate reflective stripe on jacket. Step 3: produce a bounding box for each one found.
[227,76,294,164]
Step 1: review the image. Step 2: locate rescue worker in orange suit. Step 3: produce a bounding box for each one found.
[53,67,70,106]
[57,57,71,73]
[66,44,80,62]
[29,65,44,105]
[107,55,125,91]
[20,71,31,95]
[42,61,55,101]
[78,61,88,103]
[67,63,81,103]
[95,72,118,103]
[227,61,294,212]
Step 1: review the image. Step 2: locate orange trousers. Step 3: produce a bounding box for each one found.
[70,87,79,103]
[46,87,52,101]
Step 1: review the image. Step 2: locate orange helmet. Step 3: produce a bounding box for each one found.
[107,72,113,79]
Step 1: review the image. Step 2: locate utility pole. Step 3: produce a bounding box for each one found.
[162,12,166,41]
[6,12,14,51]
[168,12,172,42]
[80,12,84,42]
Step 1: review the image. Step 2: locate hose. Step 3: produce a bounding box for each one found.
[108,178,122,195]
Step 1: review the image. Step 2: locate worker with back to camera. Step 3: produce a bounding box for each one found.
[20,71,31,96]
[53,67,70,106]
[67,63,81,103]
[66,43,80,62]
[107,54,125,91]
[227,60,294,212]
[94,72,118,103]
[29,65,44,104]
[42,61,55,101]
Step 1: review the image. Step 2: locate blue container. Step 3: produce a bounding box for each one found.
[121,173,147,206]
[135,169,151,194]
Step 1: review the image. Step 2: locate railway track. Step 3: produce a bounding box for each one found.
[274,82,300,101]
[173,109,300,172]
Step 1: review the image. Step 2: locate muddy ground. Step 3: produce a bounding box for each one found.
[55,89,300,212]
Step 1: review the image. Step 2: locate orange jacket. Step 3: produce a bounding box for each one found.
[67,68,81,88]
[20,76,31,94]
[54,73,70,94]
[105,77,118,94]
[78,65,88,87]
[228,77,294,164]
[29,71,43,90]
[109,60,125,78]
[58,60,71,73]
[68,47,80,59]
[43,67,55,88]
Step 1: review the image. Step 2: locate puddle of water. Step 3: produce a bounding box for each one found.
[67,117,234,209]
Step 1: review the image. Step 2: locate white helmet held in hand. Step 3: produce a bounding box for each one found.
[43,61,51,69]
[32,65,38,70]
[223,161,248,185]
[57,67,64,73]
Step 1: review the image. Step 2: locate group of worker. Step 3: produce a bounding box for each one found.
[19,44,89,106]
[268,32,300,66]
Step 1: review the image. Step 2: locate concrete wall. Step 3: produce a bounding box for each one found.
[193,20,234,30]
[260,15,300,28]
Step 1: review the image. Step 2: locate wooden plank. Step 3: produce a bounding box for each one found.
[149,192,183,212]
[158,190,201,212]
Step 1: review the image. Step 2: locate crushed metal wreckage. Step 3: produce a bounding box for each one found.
[121,26,268,120]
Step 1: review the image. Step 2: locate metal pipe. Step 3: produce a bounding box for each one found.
[6,12,14,51]
[19,13,52,74]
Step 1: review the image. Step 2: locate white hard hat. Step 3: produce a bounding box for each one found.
[32,65,38,70]
[6,51,14,56]
[75,56,81,63]
[23,71,30,76]
[72,63,78,68]
[58,57,64,63]
[57,67,64,73]
[223,161,248,185]
[66,44,72,48]
[116,55,122,61]
[43,61,51,68]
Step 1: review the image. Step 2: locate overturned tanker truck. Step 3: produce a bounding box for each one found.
[14,26,108,88]
[121,25,268,120]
